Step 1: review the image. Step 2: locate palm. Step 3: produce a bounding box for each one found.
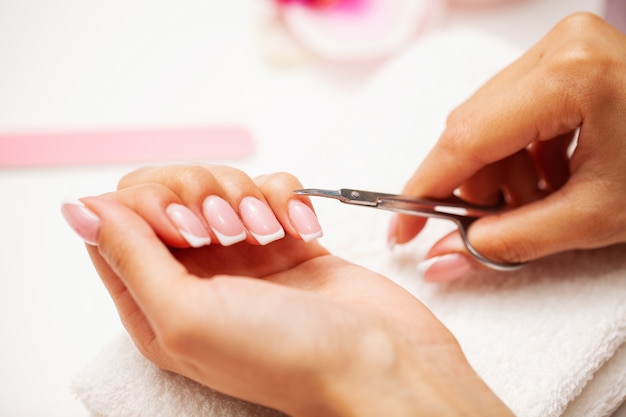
[171,236,448,343]
[148,238,456,410]
[85,196,476,417]
[172,236,329,279]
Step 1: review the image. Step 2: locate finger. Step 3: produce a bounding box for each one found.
[395,59,583,246]
[454,163,503,206]
[417,231,478,283]
[120,165,286,246]
[103,184,211,248]
[467,178,626,264]
[254,172,323,242]
[418,184,604,281]
[500,149,545,206]
[120,164,226,207]
[394,163,501,246]
[529,132,574,192]
[414,69,580,200]
[205,166,286,245]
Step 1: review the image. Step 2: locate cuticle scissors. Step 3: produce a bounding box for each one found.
[294,188,525,272]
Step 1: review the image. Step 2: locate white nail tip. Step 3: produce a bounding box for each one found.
[299,229,323,243]
[416,256,442,276]
[212,229,247,246]
[251,228,285,245]
[179,230,212,248]
[62,197,87,207]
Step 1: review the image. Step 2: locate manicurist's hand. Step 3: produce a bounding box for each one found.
[390,13,626,282]
[62,165,513,417]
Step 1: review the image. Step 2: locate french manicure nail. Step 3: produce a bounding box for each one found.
[61,199,100,246]
[288,200,323,242]
[239,196,285,245]
[417,253,474,282]
[165,203,211,248]
[202,195,247,246]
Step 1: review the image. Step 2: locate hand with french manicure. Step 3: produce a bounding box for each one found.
[62,164,512,417]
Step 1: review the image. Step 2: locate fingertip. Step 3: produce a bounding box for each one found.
[288,199,323,242]
[61,198,100,246]
[388,213,428,245]
[417,252,475,283]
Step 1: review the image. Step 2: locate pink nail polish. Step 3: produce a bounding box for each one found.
[288,200,323,242]
[165,203,211,247]
[417,253,474,282]
[202,195,247,246]
[239,196,285,245]
[61,199,100,246]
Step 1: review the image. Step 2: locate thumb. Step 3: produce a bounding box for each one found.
[420,182,611,282]
[79,196,190,323]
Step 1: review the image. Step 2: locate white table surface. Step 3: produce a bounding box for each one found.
[2,1,622,416]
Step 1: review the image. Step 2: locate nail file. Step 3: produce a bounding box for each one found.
[0,125,255,168]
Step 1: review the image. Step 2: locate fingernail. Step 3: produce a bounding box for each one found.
[417,253,474,282]
[61,199,100,246]
[165,203,211,248]
[288,200,323,242]
[239,196,285,245]
[202,195,247,246]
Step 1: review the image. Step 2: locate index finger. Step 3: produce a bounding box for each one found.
[406,70,581,200]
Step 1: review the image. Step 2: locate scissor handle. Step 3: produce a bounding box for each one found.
[378,198,525,271]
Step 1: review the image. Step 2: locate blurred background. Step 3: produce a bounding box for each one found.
[0,0,620,416]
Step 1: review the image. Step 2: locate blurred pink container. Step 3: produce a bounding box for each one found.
[276,0,446,61]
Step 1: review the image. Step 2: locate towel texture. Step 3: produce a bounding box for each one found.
[73,28,626,417]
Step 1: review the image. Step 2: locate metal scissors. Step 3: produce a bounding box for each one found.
[294,188,525,272]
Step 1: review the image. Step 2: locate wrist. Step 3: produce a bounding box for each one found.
[317,329,514,417]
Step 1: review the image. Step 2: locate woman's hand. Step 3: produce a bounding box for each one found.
[390,13,626,281]
[62,165,512,417]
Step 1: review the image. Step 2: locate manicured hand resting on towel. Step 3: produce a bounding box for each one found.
[62,165,512,417]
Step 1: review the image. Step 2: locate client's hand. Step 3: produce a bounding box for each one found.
[62,165,512,417]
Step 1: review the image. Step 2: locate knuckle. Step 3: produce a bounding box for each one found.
[172,165,216,193]
[110,182,174,206]
[541,14,624,104]
[117,166,156,190]
[553,12,602,35]
[483,232,536,265]
[439,118,488,166]
[101,231,134,276]
[261,171,302,190]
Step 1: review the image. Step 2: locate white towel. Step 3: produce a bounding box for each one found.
[73,28,626,417]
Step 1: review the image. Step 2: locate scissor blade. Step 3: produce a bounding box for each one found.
[294,188,382,206]
[294,188,343,200]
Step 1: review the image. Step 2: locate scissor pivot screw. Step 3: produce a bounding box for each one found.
[350,190,361,199]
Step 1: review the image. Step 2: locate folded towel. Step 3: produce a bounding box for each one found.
[73,27,626,417]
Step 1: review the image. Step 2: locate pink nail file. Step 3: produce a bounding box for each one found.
[0,125,255,168]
